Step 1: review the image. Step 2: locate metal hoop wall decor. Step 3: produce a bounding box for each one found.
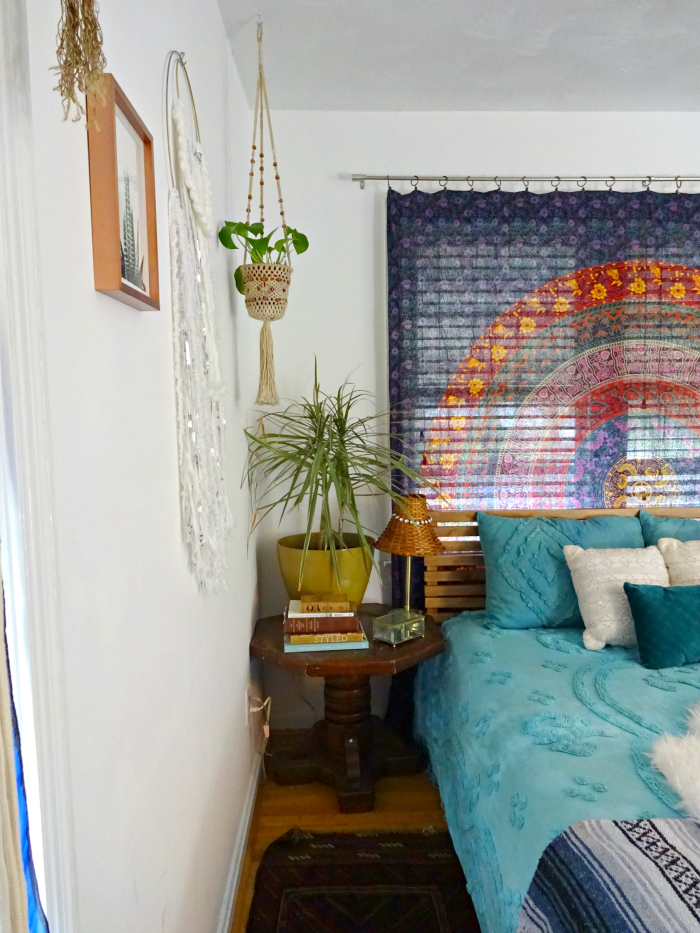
[164,50,232,591]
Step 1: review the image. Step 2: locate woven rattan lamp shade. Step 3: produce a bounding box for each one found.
[375,495,444,557]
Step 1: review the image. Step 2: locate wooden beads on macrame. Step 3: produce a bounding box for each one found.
[242,22,291,406]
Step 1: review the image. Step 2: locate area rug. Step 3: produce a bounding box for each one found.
[245,828,480,932]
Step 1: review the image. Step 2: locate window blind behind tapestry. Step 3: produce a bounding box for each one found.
[387,189,700,510]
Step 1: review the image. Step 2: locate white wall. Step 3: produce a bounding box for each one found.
[254,109,700,725]
[25,1,262,931]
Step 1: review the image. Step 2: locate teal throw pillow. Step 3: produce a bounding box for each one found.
[639,510,700,547]
[624,582,700,669]
[478,512,644,629]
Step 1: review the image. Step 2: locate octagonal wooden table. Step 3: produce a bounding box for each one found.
[250,604,445,812]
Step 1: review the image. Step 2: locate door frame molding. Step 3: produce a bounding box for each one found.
[0,0,80,929]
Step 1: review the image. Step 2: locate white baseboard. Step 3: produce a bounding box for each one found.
[216,754,261,933]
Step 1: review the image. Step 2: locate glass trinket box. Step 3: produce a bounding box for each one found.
[373,608,425,646]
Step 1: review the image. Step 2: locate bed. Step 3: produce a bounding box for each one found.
[414,508,700,933]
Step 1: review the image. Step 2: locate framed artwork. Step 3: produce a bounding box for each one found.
[86,74,159,311]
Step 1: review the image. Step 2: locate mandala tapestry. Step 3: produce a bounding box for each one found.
[387,188,700,510]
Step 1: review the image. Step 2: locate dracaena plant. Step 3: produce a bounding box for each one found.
[218,220,309,295]
[244,365,434,585]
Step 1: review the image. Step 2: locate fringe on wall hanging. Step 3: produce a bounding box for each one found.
[218,21,309,405]
[165,52,232,592]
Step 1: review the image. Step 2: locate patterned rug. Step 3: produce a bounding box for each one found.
[246,828,480,932]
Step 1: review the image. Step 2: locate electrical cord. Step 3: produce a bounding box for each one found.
[248,695,272,777]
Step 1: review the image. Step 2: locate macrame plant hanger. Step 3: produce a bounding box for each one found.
[165,51,232,591]
[243,21,291,406]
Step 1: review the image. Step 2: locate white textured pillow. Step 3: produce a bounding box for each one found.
[563,545,669,650]
[657,537,700,586]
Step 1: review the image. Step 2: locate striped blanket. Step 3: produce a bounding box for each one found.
[518,819,700,933]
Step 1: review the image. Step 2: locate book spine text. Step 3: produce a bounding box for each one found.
[288,632,365,644]
[283,616,359,634]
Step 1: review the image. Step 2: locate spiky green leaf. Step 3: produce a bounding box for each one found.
[243,361,436,586]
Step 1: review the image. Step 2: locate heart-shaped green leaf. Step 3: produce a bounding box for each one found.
[218,226,238,250]
[234,265,245,295]
[225,220,251,236]
[291,230,309,254]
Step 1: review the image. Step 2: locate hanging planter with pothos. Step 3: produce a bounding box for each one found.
[219,21,308,405]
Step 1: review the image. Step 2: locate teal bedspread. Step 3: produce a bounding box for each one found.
[414,612,700,933]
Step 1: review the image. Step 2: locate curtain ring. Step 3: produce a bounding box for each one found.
[439,176,449,189]
[521,176,529,191]
[387,175,392,191]
[675,176,683,194]
[642,176,652,190]
[410,175,419,189]
[606,176,616,189]
[493,176,502,190]
[576,176,587,190]
[550,176,561,190]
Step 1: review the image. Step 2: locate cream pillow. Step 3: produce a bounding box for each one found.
[657,537,700,586]
[563,545,669,650]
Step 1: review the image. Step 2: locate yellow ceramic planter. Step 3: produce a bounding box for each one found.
[277,533,374,605]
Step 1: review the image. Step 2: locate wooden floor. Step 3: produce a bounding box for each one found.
[229,770,447,932]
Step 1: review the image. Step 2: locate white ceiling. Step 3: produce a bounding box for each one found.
[219,0,700,112]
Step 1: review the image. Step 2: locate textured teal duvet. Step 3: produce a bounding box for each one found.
[415,612,700,933]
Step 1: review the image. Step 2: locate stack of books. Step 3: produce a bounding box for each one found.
[283,593,369,653]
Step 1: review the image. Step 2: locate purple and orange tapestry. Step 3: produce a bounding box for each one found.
[387,188,700,510]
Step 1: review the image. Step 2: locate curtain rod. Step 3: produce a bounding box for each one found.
[352,174,700,190]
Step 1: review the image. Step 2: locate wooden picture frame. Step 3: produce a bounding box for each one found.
[86,75,159,311]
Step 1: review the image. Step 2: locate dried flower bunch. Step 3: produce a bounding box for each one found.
[54,0,108,121]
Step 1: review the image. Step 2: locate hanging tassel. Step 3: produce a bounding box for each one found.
[256,320,279,405]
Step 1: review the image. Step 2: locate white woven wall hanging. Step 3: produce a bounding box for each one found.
[165,52,231,591]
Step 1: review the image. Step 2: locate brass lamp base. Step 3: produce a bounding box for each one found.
[373,555,426,645]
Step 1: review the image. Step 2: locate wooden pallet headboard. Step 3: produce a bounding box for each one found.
[425,507,700,623]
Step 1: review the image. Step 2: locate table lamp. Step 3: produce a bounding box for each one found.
[373,494,445,645]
